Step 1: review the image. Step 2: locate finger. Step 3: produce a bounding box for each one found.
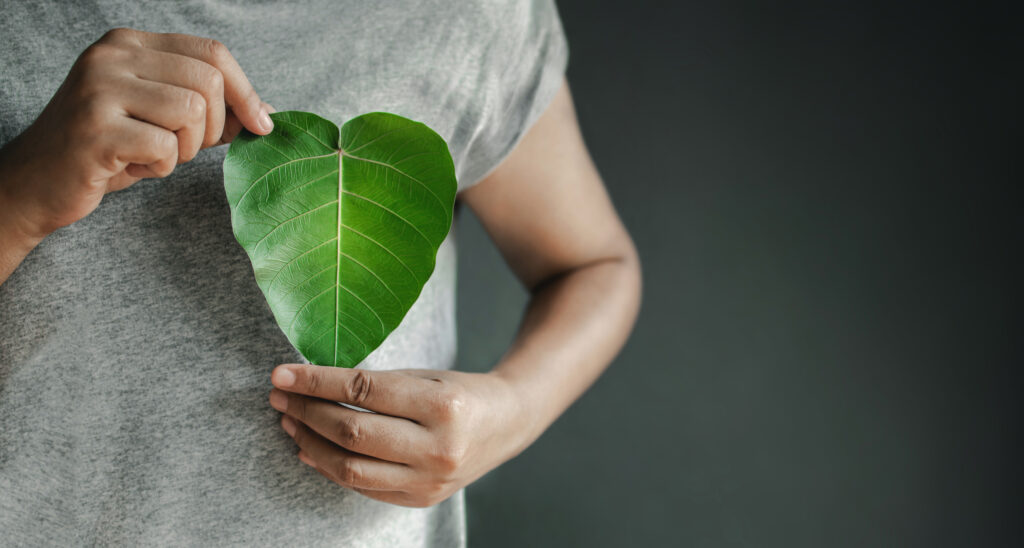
[344,481,432,508]
[124,164,161,179]
[118,77,205,163]
[129,48,225,148]
[270,389,429,464]
[272,364,436,421]
[138,32,273,136]
[320,467,449,508]
[106,171,142,192]
[298,452,409,504]
[284,417,417,491]
[217,110,242,145]
[105,117,178,178]
[218,101,273,145]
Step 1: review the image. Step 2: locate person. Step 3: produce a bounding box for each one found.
[0,1,640,546]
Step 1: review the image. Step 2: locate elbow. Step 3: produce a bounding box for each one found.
[617,235,643,324]
[529,234,643,317]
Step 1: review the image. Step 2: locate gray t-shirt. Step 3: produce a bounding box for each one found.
[0,1,567,545]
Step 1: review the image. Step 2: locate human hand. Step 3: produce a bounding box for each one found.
[0,28,273,239]
[268,364,536,507]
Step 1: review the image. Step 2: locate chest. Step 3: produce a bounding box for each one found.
[0,0,501,149]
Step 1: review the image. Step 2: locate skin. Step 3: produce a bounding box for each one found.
[0,28,275,281]
[0,29,642,509]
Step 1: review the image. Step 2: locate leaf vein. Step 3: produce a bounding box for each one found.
[337,283,386,336]
[286,285,335,337]
[336,322,369,354]
[252,199,338,252]
[265,237,338,294]
[275,264,335,304]
[341,151,449,218]
[233,152,338,210]
[341,191,432,246]
[273,118,336,151]
[343,123,416,154]
[341,224,421,284]
[339,251,403,306]
[284,168,338,195]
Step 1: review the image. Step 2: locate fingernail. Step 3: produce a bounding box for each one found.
[298,451,316,467]
[258,107,273,133]
[273,366,296,387]
[281,415,296,437]
[269,390,287,412]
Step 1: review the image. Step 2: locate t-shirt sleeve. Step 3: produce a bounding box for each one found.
[455,0,569,192]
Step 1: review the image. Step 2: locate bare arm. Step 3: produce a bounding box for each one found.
[460,78,643,451]
[0,167,43,284]
[0,28,273,286]
[268,79,642,507]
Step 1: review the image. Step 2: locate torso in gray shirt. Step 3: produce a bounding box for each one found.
[0,1,567,545]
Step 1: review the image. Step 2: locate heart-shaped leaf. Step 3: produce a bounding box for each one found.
[223,111,457,367]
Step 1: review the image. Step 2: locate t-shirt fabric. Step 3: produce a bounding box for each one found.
[0,1,568,545]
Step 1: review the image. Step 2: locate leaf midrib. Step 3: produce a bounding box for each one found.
[244,114,451,366]
[339,150,449,218]
[334,150,343,369]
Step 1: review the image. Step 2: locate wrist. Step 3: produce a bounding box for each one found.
[0,136,51,243]
[0,194,46,255]
[0,188,45,282]
[487,366,554,458]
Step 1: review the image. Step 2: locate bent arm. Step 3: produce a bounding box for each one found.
[460,79,642,454]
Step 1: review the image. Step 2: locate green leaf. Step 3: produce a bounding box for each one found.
[223,111,457,367]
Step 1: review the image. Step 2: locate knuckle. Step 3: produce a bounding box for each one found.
[424,482,449,502]
[209,67,225,92]
[203,67,225,100]
[203,38,229,63]
[304,369,322,395]
[184,90,206,121]
[99,27,135,44]
[148,135,177,177]
[197,69,224,147]
[151,130,177,157]
[431,387,467,422]
[77,43,121,70]
[334,459,363,486]
[152,160,175,178]
[179,146,198,163]
[335,415,362,448]
[347,370,373,406]
[431,441,466,474]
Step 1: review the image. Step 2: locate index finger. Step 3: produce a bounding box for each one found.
[140,32,273,137]
[272,364,433,421]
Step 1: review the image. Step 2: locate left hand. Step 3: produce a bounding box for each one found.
[268,363,533,507]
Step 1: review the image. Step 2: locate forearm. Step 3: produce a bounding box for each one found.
[0,146,44,285]
[0,203,42,286]
[491,248,642,455]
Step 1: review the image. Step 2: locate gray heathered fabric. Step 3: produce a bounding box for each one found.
[0,1,567,546]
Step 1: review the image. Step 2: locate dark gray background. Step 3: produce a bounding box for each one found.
[457,1,1021,547]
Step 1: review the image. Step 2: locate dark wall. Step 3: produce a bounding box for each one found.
[457,1,1021,546]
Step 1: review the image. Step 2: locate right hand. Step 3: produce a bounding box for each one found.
[0,28,274,239]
